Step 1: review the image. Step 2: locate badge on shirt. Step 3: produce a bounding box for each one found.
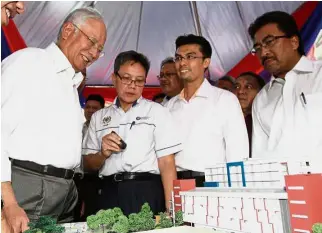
[136,116,150,120]
[102,116,111,126]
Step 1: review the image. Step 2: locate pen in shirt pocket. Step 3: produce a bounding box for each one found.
[300,92,307,105]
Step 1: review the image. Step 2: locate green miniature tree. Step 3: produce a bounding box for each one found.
[174,210,184,226]
[111,216,129,233]
[158,212,173,229]
[136,203,155,231]
[24,216,64,233]
[313,223,322,233]
[128,213,141,232]
[86,215,100,230]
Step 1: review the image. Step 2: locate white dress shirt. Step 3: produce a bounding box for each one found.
[1,43,84,182]
[82,97,182,176]
[165,79,249,172]
[252,56,322,159]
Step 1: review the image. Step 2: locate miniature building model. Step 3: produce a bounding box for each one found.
[173,158,322,233]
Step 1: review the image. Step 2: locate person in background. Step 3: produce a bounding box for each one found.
[1,1,24,26]
[165,34,249,187]
[152,92,166,104]
[1,2,29,233]
[82,50,181,216]
[216,75,236,93]
[249,11,322,158]
[74,94,105,221]
[157,57,183,105]
[2,7,107,223]
[234,71,265,157]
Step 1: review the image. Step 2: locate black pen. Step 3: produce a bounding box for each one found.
[130,121,136,130]
[301,92,307,105]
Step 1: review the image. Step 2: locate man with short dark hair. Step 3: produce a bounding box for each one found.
[249,11,322,159]
[235,72,265,157]
[216,75,236,93]
[74,93,105,221]
[165,34,249,186]
[82,50,181,215]
[157,57,183,105]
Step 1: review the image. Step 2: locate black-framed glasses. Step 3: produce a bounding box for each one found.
[116,72,146,87]
[251,35,290,55]
[157,72,177,80]
[174,54,204,63]
[72,23,105,58]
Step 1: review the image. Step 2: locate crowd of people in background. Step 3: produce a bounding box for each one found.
[2,3,322,233]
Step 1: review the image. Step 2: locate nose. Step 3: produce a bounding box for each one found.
[128,80,136,89]
[88,46,100,60]
[16,1,25,14]
[259,46,270,60]
[237,87,246,96]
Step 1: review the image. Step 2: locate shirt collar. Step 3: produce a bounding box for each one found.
[179,78,212,100]
[113,96,142,109]
[45,42,84,87]
[268,56,313,90]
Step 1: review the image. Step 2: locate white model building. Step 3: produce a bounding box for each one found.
[173,157,322,233]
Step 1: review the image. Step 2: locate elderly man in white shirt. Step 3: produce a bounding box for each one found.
[157,57,183,106]
[83,50,181,215]
[249,11,322,159]
[1,7,107,223]
[165,34,249,187]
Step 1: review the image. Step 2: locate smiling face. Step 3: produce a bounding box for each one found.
[1,1,24,26]
[253,23,300,78]
[58,18,107,72]
[112,61,146,108]
[235,75,261,112]
[175,44,210,83]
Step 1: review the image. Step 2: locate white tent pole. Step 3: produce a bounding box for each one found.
[189,1,202,36]
[136,1,144,51]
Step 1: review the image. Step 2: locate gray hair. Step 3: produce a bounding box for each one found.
[160,57,175,70]
[57,7,105,40]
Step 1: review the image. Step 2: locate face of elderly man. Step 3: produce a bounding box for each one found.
[58,18,107,72]
[1,1,24,26]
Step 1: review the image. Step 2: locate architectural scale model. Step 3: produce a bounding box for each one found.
[172,157,322,233]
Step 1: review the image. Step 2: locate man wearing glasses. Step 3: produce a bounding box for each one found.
[2,7,107,222]
[82,50,181,215]
[249,11,322,159]
[165,34,249,187]
[157,57,183,105]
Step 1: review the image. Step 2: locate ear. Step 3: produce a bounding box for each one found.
[111,73,117,87]
[203,58,211,69]
[61,22,75,40]
[290,35,300,51]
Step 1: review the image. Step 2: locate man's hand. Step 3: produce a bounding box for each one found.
[100,132,122,158]
[2,203,29,233]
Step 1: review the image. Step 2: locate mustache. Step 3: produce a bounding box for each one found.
[261,56,275,65]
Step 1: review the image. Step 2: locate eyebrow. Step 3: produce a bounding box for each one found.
[122,73,145,79]
[175,52,197,56]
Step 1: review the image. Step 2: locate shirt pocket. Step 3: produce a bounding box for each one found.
[304,93,322,138]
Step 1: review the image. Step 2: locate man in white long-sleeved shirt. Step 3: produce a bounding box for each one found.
[1,7,107,222]
[249,11,322,159]
[165,34,249,186]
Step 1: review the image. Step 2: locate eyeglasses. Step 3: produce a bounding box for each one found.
[251,35,289,55]
[72,23,105,58]
[157,72,177,80]
[174,54,204,63]
[116,72,145,87]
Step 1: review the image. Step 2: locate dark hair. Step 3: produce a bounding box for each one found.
[114,50,150,76]
[152,93,166,102]
[86,94,105,108]
[248,11,304,55]
[160,57,175,70]
[175,34,212,58]
[237,71,266,89]
[217,75,235,85]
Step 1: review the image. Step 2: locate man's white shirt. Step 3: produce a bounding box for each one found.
[82,97,182,176]
[252,56,322,159]
[1,43,84,181]
[165,79,249,172]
